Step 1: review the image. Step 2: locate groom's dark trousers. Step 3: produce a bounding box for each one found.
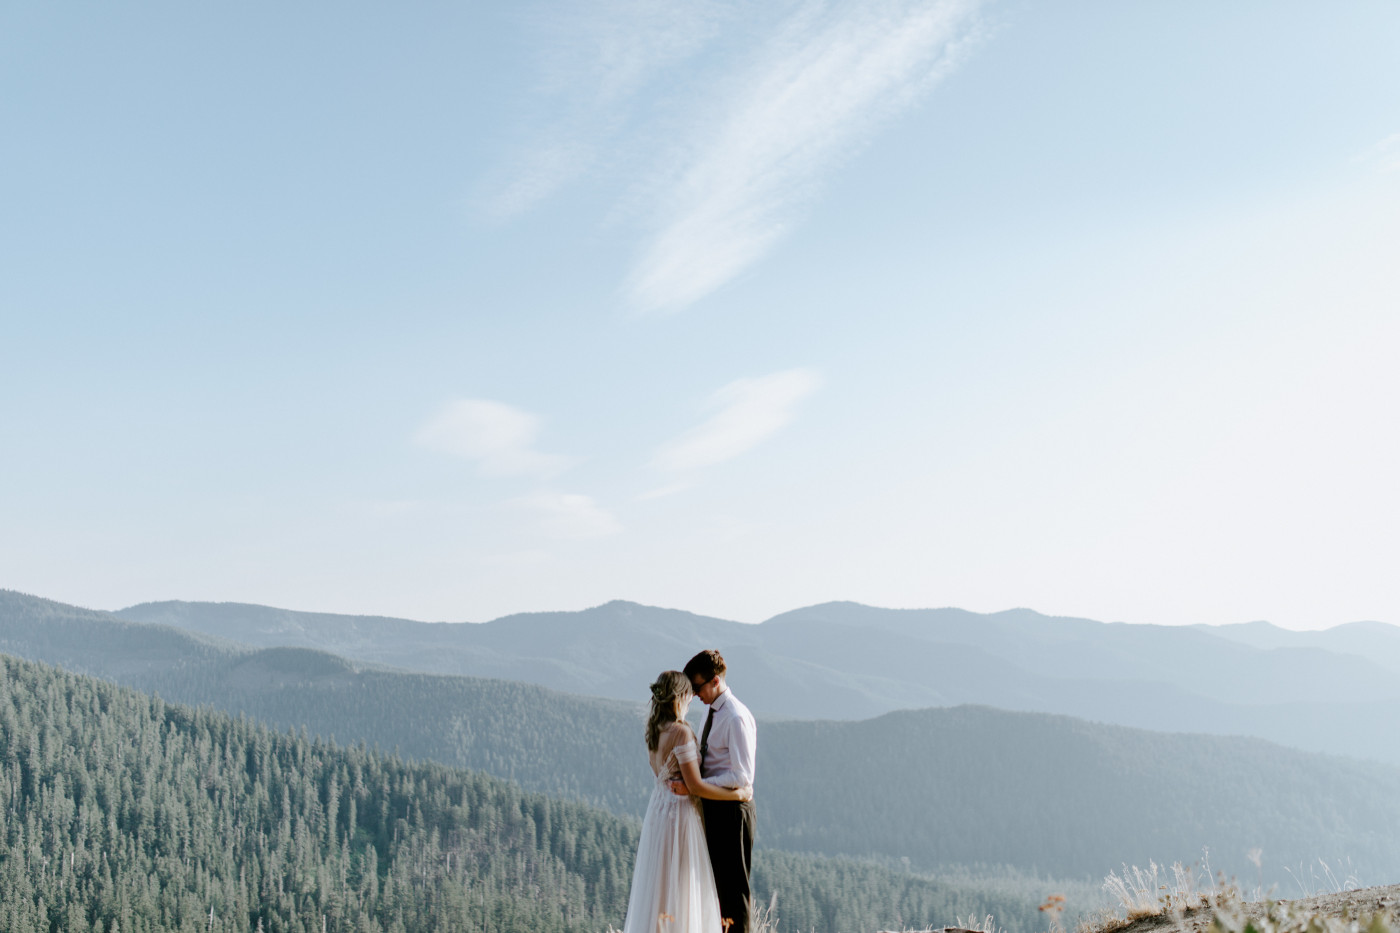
[702,797,756,933]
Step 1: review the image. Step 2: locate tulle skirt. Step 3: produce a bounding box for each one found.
[622,785,723,933]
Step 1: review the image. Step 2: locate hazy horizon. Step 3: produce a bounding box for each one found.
[16,585,1397,633]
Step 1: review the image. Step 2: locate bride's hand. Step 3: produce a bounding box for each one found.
[736,785,753,802]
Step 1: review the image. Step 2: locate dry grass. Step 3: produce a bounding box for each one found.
[751,892,780,933]
[1101,858,1221,920]
[1088,851,1371,933]
[874,913,1005,933]
[1078,850,1392,933]
[1076,851,1245,933]
[1284,859,1364,900]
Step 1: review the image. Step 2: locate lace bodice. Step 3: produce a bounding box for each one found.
[649,722,700,784]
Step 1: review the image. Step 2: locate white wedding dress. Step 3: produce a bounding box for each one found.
[622,722,724,933]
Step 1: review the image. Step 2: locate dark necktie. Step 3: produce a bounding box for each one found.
[699,707,715,768]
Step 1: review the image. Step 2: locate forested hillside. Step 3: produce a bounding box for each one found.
[760,707,1400,879]
[0,653,633,933]
[0,653,1039,933]
[7,589,1400,889]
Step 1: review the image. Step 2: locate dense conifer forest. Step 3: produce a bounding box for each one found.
[0,653,1037,933]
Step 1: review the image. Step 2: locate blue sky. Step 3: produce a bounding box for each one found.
[3,1,1398,628]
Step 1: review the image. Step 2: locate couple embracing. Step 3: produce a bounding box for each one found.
[622,649,758,933]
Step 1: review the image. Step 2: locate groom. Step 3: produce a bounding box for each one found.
[675,649,758,933]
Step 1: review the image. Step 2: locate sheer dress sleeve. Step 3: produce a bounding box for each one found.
[659,723,698,773]
[672,734,699,764]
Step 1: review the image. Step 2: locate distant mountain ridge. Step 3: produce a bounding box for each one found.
[1191,617,1400,668]
[114,595,1400,765]
[7,588,1400,886]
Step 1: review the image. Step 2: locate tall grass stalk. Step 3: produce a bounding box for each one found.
[1100,850,1227,921]
[1283,858,1362,899]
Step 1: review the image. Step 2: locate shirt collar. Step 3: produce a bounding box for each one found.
[710,687,731,712]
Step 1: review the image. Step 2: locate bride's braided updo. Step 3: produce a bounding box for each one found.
[646,670,693,751]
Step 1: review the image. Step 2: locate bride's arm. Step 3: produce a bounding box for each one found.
[676,759,752,801]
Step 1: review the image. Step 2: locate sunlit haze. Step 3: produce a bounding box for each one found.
[3,2,1398,629]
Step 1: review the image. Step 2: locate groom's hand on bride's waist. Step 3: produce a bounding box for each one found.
[669,780,689,796]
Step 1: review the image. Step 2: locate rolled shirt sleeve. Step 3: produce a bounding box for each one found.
[729,708,756,788]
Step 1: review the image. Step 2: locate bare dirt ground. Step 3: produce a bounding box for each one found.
[1083,884,1400,933]
[912,886,1400,933]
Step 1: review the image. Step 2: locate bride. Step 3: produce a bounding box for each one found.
[622,671,753,933]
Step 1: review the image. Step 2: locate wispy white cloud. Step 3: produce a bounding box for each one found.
[654,368,822,473]
[414,399,571,477]
[489,0,985,311]
[480,549,552,569]
[489,139,598,220]
[511,490,623,539]
[414,401,618,539]
[636,481,694,501]
[486,0,730,218]
[343,498,432,519]
[1354,132,1400,174]
[628,0,984,312]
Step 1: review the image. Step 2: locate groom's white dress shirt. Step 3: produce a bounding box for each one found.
[700,688,757,790]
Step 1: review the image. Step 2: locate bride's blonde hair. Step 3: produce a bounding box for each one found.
[646,671,693,751]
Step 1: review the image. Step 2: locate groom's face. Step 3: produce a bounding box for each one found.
[691,674,720,705]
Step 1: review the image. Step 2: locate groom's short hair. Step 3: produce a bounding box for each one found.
[683,649,726,683]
